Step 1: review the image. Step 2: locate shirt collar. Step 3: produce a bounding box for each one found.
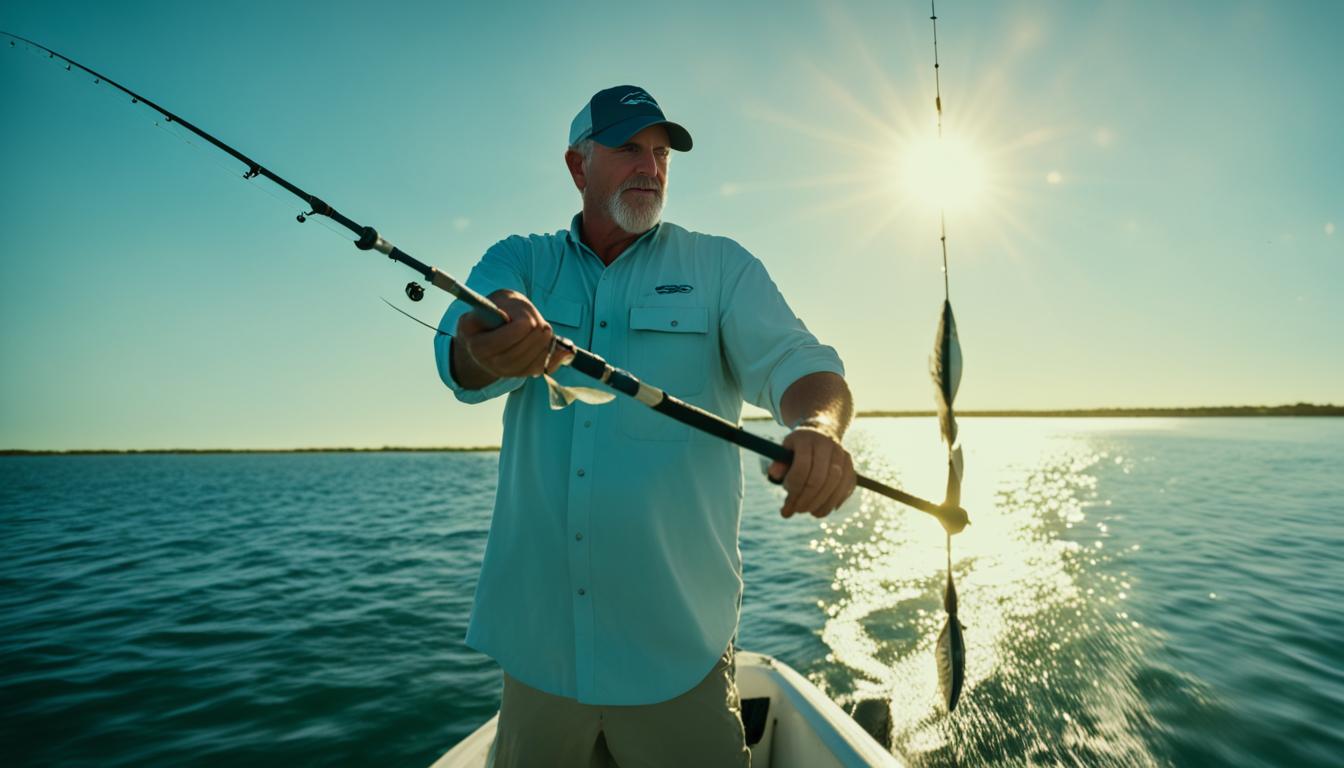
[567,213,664,262]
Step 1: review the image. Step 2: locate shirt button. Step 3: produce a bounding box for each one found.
[576,468,585,477]
[670,320,679,327]
[575,532,584,541]
[583,420,592,428]
[599,320,607,328]
[577,588,586,596]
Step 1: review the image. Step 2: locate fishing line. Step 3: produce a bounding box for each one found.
[927,0,968,713]
[381,297,447,336]
[931,3,951,302]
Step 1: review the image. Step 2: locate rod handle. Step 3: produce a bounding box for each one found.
[421,270,509,328]
[469,304,508,329]
[754,438,967,532]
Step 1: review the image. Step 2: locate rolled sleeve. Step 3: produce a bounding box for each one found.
[433,239,531,404]
[719,252,845,425]
[763,344,847,424]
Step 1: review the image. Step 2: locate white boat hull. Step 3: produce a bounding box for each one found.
[430,651,901,767]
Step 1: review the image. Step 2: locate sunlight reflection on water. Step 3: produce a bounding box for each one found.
[811,418,1201,766]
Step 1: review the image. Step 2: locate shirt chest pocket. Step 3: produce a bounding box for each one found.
[620,306,711,442]
[626,306,710,397]
[539,292,585,332]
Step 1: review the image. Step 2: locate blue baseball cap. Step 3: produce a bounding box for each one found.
[569,85,693,152]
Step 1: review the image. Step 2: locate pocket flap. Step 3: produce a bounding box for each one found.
[629,306,708,334]
[540,293,584,328]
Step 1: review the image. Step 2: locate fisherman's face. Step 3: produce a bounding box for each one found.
[579,124,671,233]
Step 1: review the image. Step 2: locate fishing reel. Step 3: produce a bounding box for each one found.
[405,281,425,302]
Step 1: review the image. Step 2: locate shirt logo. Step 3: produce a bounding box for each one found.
[655,284,694,294]
[620,90,659,108]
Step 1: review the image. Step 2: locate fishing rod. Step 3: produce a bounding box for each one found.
[2,30,967,533]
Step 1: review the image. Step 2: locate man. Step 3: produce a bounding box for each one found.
[434,85,857,767]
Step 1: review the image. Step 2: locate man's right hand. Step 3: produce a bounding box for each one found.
[451,290,571,389]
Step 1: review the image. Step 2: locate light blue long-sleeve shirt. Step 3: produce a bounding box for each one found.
[434,215,844,705]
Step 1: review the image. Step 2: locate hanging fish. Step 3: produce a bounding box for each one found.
[930,298,965,512]
[930,298,968,712]
[930,298,962,449]
[935,554,966,711]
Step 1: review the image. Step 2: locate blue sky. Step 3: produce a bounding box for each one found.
[1,0,1340,449]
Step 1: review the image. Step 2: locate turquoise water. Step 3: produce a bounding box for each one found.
[2,418,1341,767]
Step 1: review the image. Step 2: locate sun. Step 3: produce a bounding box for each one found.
[894,131,990,217]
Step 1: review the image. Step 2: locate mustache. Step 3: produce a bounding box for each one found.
[618,176,662,194]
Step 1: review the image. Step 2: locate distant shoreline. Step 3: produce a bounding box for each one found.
[4,404,1338,455]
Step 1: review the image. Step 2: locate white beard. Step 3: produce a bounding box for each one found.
[605,178,666,233]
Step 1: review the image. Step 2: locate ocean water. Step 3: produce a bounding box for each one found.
[2,418,1341,767]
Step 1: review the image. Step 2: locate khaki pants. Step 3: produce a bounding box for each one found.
[487,646,751,768]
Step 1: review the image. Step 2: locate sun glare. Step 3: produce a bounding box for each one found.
[895,132,990,217]
[743,16,1040,254]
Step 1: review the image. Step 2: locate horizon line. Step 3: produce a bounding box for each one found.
[4,403,1339,456]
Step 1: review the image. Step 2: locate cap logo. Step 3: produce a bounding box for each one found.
[619,90,658,108]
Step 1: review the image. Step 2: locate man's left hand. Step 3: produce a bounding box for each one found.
[768,423,857,518]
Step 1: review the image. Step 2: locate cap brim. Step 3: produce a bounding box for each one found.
[591,115,693,151]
